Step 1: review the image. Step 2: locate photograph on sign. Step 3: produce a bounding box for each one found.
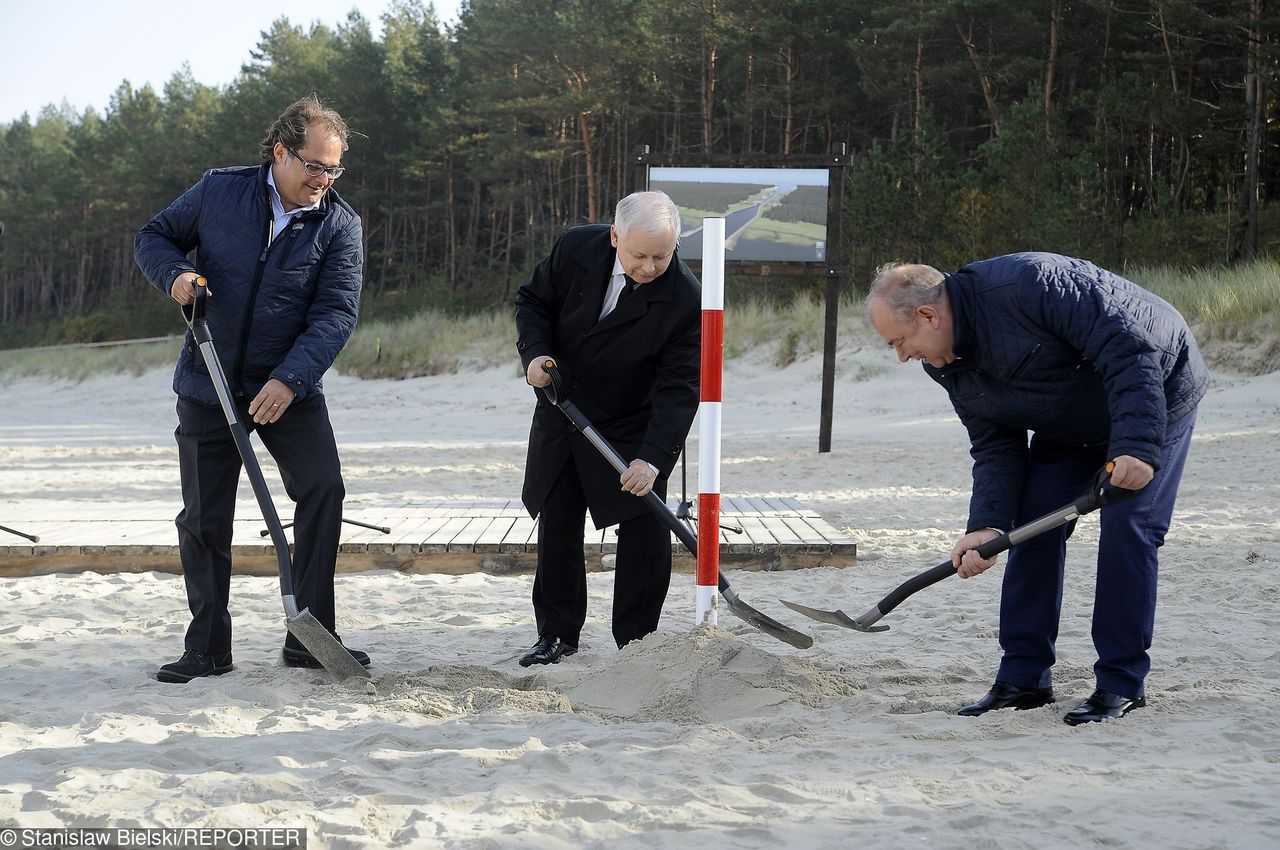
[650,166,829,263]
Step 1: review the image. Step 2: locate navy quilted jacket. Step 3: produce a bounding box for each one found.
[134,164,363,406]
[923,252,1209,534]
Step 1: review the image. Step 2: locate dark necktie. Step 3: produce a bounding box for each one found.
[616,279,637,307]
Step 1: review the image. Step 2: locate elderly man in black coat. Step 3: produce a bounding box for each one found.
[514,191,701,665]
[868,253,1208,725]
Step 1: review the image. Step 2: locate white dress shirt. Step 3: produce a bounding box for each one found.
[266,168,322,243]
[598,257,630,320]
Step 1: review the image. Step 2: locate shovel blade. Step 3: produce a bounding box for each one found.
[725,596,814,649]
[286,610,372,680]
[781,599,890,633]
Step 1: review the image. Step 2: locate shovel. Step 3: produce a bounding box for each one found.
[183,277,370,679]
[1,524,39,543]
[537,360,813,649]
[782,463,1139,633]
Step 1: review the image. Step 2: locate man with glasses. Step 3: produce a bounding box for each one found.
[135,95,366,682]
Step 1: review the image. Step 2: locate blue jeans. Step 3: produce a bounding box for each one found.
[995,411,1197,698]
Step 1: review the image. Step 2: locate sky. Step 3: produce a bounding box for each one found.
[0,0,464,125]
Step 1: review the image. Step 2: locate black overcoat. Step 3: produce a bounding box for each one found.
[515,225,701,528]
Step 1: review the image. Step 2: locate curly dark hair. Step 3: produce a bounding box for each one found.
[259,95,349,161]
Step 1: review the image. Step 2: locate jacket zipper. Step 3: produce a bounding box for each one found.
[232,210,322,394]
[232,215,274,396]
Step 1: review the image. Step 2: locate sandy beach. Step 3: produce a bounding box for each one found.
[1,329,1277,849]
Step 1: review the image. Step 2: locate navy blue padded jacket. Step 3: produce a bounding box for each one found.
[135,163,362,407]
[923,252,1209,534]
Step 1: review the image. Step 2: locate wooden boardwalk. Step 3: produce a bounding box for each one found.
[0,496,855,577]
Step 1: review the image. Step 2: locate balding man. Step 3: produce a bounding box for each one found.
[867,253,1207,724]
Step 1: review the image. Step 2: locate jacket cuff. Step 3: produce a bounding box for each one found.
[166,265,196,295]
[271,369,309,400]
[1108,442,1162,473]
[640,442,683,478]
[517,340,552,370]
[967,518,1012,536]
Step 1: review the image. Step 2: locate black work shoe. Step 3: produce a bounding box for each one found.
[1063,689,1146,725]
[957,680,1055,716]
[157,650,233,684]
[281,644,371,669]
[518,635,578,667]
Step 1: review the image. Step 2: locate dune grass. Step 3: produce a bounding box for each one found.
[1126,260,1280,341]
[0,337,181,382]
[336,310,518,379]
[1,261,1275,381]
[1124,260,1280,374]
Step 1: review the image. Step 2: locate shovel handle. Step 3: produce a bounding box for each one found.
[181,281,297,604]
[877,560,958,614]
[535,363,810,647]
[876,527,1020,615]
[192,275,208,315]
[874,462,1142,620]
[1078,461,1142,512]
[0,524,39,544]
[181,276,210,339]
[540,358,566,402]
[538,361,730,597]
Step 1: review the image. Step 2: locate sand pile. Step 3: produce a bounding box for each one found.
[561,626,859,723]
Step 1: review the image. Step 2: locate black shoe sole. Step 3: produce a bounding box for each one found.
[518,647,578,667]
[958,692,1055,716]
[281,649,371,669]
[1063,696,1146,725]
[156,665,233,684]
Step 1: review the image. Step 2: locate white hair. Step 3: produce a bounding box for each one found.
[614,191,681,246]
[867,262,945,322]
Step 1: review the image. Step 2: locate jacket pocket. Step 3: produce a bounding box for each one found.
[273,223,320,287]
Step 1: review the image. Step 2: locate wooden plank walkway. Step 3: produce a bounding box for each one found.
[0,496,855,577]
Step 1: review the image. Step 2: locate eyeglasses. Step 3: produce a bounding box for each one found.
[287,147,345,180]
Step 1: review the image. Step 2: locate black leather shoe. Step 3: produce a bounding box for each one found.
[518,635,577,667]
[1063,689,1146,725]
[957,680,1055,716]
[282,644,371,669]
[157,650,233,684]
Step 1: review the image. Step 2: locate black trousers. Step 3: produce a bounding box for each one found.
[532,455,672,649]
[174,393,345,655]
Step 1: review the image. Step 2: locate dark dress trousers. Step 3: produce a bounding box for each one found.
[515,224,701,648]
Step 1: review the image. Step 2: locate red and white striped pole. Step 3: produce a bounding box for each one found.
[696,217,725,626]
